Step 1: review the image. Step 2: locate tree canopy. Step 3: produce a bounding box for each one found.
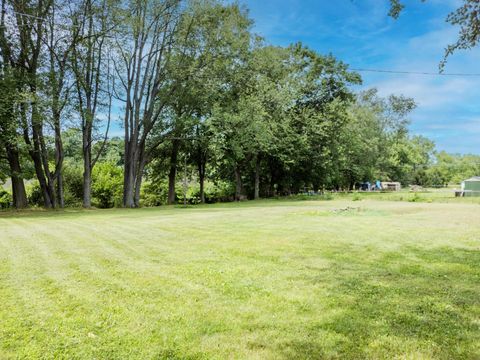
[0,0,476,209]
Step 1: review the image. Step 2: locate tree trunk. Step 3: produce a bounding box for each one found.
[123,138,133,207]
[82,123,93,208]
[199,172,205,204]
[30,141,54,208]
[133,156,147,208]
[133,174,142,208]
[167,139,179,205]
[197,155,206,204]
[31,153,53,208]
[82,161,92,208]
[5,144,28,209]
[23,104,55,208]
[123,168,135,208]
[57,172,64,208]
[54,112,64,208]
[234,165,242,201]
[54,136,64,208]
[123,135,149,208]
[254,155,260,200]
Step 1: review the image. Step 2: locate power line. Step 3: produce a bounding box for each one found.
[5,10,480,79]
[4,10,47,22]
[350,68,480,77]
[0,10,76,31]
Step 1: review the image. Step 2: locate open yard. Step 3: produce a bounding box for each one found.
[1,196,479,359]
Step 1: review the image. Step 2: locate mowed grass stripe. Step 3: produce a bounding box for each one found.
[0,199,479,359]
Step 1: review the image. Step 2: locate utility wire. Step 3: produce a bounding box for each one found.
[350,68,480,77]
[1,9,72,28]
[3,10,47,21]
[6,10,480,78]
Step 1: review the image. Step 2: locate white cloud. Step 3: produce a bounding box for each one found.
[372,75,479,108]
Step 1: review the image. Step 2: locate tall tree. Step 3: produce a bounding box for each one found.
[0,66,28,208]
[42,1,81,208]
[0,0,59,208]
[159,0,253,204]
[71,0,112,208]
[111,0,182,208]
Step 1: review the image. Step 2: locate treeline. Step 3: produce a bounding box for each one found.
[0,0,475,209]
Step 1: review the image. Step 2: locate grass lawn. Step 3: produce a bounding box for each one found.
[0,197,479,359]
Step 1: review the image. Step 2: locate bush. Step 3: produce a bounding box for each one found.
[26,180,43,207]
[204,181,235,203]
[140,179,235,207]
[0,188,12,209]
[141,179,169,207]
[92,162,123,208]
[177,180,235,204]
[408,193,423,202]
[290,192,334,201]
[63,161,84,207]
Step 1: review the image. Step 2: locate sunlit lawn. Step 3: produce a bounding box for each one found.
[0,196,479,359]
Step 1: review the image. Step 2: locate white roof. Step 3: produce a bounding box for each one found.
[464,176,480,182]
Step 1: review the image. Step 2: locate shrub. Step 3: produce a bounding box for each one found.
[175,182,201,205]
[92,162,123,208]
[26,180,43,207]
[141,179,169,207]
[140,179,235,207]
[408,193,423,203]
[205,181,235,203]
[288,193,334,201]
[183,180,235,204]
[0,188,12,209]
[63,161,84,207]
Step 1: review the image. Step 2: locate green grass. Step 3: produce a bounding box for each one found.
[335,188,480,204]
[0,198,479,359]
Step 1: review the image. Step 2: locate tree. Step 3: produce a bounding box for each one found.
[170,0,253,203]
[0,0,58,208]
[42,1,80,208]
[285,46,361,192]
[164,3,254,202]
[0,66,28,208]
[111,0,182,208]
[71,0,113,208]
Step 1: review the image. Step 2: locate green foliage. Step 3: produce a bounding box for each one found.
[0,188,12,209]
[178,180,235,204]
[26,181,43,207]
[141,179,235,207]
[63,161,84,207]
[94,137,125,166]
[62,129,83,162]
[352,193,363,201]
[92,162,123,208]
[289,193,334,201]
[427,152,480,185]
[140,180,169,207]
[2,0,477,210]
[408,193,423,202]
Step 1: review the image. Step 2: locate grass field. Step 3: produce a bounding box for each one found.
[1,196,479,359]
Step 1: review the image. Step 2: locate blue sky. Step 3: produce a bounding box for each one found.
[240,0,480,154]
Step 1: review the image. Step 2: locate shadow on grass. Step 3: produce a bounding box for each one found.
[276,246,480,359]
[0,197,337,220]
